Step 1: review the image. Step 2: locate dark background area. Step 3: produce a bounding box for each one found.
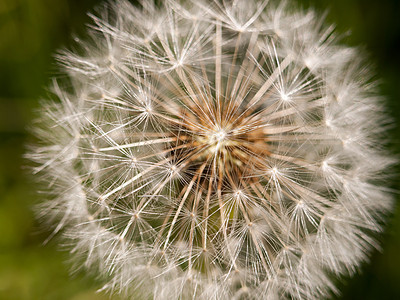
[0,0,399,299]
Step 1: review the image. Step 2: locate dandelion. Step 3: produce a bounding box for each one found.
[28,0,394,299]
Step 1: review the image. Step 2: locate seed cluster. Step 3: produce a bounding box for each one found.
[29,1,393,299]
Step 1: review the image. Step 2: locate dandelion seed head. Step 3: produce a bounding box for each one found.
[28,0,394,299]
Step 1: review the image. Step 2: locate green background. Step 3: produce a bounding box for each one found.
[0,0,399,299]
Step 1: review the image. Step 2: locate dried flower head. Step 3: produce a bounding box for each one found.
[28,0,394,299]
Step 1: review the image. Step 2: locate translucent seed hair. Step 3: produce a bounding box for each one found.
[28,0,394,299]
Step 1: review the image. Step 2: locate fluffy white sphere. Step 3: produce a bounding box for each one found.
[29,0,394,299]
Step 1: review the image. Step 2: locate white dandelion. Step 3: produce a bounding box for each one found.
[28,0,394,299]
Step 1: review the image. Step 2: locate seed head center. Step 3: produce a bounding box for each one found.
[210,129,227,145]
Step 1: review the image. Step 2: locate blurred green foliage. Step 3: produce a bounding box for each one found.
[0,0,399,299]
